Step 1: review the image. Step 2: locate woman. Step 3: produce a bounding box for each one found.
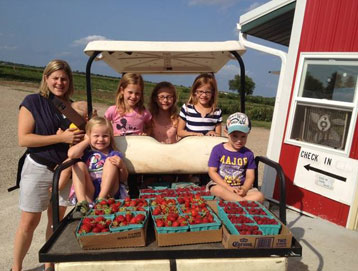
[12,59,84,271]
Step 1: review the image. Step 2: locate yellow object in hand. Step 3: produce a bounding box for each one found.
[69,123,78,130]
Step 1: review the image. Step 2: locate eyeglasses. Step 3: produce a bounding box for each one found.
[157,95,174,101]
[196,90,212,96]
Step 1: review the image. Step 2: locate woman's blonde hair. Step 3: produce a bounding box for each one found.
[149,81,178,126]
[86,116,118,151]
[187,73,218,112]
[39,59,74,100]
[115,73,145,115]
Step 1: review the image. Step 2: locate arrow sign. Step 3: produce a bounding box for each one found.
[304,164,346,182]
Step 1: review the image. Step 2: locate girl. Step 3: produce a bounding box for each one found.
[177,73,222,137]
[105,73,152,136]
[149,81,179,144]
[68,117,128,217]
[12,59,84,271]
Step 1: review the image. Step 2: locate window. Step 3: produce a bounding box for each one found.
[288,56,358,152]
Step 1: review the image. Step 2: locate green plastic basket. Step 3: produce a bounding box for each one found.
[231,223,264,235]
[76,214,114,237]
[152,215,189,234]
[188,212,221,232]
[110,211,147,232]
[250,215,281,235]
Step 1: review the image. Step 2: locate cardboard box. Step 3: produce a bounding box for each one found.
[76,220,148,250]
[207,200,292,249]
[222,220,292,249]
[155,226,222,247]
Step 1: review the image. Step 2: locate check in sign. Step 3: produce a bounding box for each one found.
[294,147,358,205]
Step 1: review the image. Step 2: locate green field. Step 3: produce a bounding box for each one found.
[0,61,273,128]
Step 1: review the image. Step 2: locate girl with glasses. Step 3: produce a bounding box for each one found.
[177,73,222,137]
[149,81,179,144]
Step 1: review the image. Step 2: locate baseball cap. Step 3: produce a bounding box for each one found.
[226,112,251,134]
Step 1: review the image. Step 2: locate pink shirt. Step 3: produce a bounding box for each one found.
[105,105,152,136]
[152,118,177,144]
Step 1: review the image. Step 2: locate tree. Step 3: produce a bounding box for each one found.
[229,74,255,96]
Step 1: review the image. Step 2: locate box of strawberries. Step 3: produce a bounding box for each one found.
[149,194,222,247]
[75,197,149,249]
[211,200,293,249]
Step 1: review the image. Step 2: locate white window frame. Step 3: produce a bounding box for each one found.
[285,53,358,156]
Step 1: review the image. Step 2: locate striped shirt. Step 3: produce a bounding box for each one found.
[179,104,222,134]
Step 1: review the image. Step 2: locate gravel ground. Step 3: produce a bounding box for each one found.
[0,81,269,270]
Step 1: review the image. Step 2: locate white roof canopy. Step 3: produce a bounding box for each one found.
[84,40,246,74]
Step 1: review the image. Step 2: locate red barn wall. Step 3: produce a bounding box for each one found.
[277,0,358,226]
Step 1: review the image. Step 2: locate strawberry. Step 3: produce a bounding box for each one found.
[164,220,172,227]
[95,216,106,222]
[125,213,132,222]
[130,217,138,224]
[82,217,94,225]
[96,223,106,230]
[191,209,199,217]
[78,224,92,234]
[156,219,164,227]
[107,198,115,205]
[152,207,161,216]
[120,221,128,226]
[92,227,102,233]
[167,213,178,222]
[115,214,125,222]
[194,217,202,224]
[94,209,104,215]
[111,206,119,213]
[177,197,185,204]
[134,214,145,223]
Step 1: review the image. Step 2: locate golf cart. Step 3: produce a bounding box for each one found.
[40,40,302,271]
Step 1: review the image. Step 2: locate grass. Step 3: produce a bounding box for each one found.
[0,61,272,129]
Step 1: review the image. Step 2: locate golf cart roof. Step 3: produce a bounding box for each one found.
[84,40,246,74]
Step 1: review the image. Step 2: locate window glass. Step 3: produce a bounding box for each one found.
[290,104,351,150]
[300,63,358,102]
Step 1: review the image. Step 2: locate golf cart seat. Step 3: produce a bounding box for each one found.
[115,135,227,174]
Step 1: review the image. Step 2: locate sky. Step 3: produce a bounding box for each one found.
[0,0,287,97]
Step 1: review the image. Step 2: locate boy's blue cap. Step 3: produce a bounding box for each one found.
[227,112,251,134]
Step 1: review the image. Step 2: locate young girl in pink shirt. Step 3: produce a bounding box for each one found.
[149,81,178,143]
[105,73,152,136]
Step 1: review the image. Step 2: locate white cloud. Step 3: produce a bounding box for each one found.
[72,35,108,47]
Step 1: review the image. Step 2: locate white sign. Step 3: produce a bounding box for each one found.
[294,147,358,205]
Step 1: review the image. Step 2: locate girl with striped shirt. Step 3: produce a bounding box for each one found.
[178,73,222,137]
